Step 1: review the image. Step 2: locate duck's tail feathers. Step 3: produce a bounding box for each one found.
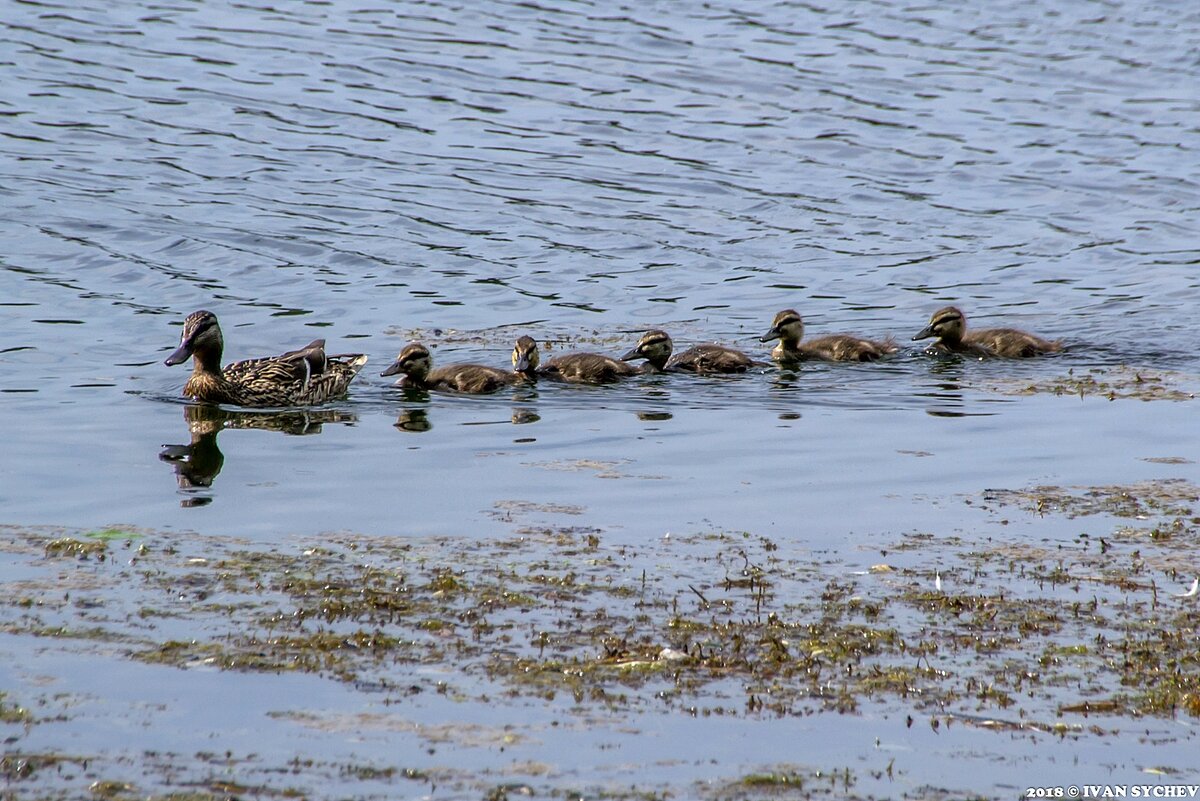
[333,353,369,376]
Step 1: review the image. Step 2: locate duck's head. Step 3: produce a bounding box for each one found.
[759,309,803,343]
[621,329,673,366]
[381,342,432,380]
[512,335,540,373]
[165,309,223,367]
[913,306,965,342]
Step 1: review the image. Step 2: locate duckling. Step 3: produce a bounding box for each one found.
[620,329,758,373]
[381,342,519,393]
[512,334,639,383]
[913,306,1061,358]
[759,309,898,363]
[164,310,367,407]
[511,335,540,376]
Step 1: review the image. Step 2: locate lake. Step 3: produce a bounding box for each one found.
[2,0,1199,798]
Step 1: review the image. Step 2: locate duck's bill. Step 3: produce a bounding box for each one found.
[164,341,194,366]
[380,360,404,377]
[618,347,642,362]
[912,325,935,341]
[513,355,531,372]
[758,327,780,343]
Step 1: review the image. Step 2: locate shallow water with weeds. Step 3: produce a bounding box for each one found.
[2,483,1199,798]
[3,0,1200,798]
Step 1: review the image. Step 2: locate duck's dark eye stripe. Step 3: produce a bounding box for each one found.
[188,318,216,337]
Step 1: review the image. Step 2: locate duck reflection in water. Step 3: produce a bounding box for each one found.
[394,409,432,432]
[511,407,540,425]
[159,404,358,505]
[393,406,541,433]
[913,361,976,418]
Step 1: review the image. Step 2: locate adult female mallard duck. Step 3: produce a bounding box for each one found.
[759,309,898,363]
[511,335,639,384]
[620,329,758,373]
[381,342,520,393]
[164,310,367,407]
[913,306,1061,358]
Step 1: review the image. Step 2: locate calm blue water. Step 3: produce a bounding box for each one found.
[2,0,1199,796]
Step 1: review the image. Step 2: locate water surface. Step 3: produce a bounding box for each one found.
[2,0,1199,797]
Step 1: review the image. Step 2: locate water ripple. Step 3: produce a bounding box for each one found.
[1,0,1198,391]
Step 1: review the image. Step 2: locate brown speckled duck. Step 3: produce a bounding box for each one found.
[913,306,1061,358]
[759,309,897,363]
[164,310,367,407]
[381,342,520,393]
[620,329,758,373]
[511,334,639,383]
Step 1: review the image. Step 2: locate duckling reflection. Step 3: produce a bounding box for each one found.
[392,406,537,432]
[914,366,976,418]
[913,306,1061,358]
[394,409,432,432]
[159,404,358,502]
[620,329,758,373]
[382,342,521,393]
[164,310,368,406]
[759,309,898,363]
[511,407,540,425]
[512,334,639,384]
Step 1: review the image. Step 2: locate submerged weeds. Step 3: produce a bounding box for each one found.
[0,477,1197,800]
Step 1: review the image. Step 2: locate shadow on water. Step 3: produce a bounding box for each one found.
[158,404,357,505]
[392,406,541,433]
[914,356,1001,418]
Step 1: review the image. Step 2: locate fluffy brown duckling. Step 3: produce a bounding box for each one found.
[913,306,1061,358]
[164,310,367,407]
[620,329,758,373]
[511,334,639,384]
[382,342,519,393]
[759,309,898,363]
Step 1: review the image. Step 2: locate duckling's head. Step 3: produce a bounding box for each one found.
[913,306,965,342]
[165,309,223,367]
[381,342,432,380]
[620,329,673,368]
[759,309,804,344]
[512,335,540,374]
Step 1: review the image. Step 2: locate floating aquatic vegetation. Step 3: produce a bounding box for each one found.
[978,479,1200,520]
[0,693,32,725]
[3,506,1197,726]
[2,477,1199,797]
[982,366,1198,402]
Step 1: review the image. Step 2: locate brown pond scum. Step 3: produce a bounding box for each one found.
[1,480,1198,799]
[980,366,1199,402]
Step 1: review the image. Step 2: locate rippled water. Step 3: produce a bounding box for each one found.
[3,0,1200,796]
